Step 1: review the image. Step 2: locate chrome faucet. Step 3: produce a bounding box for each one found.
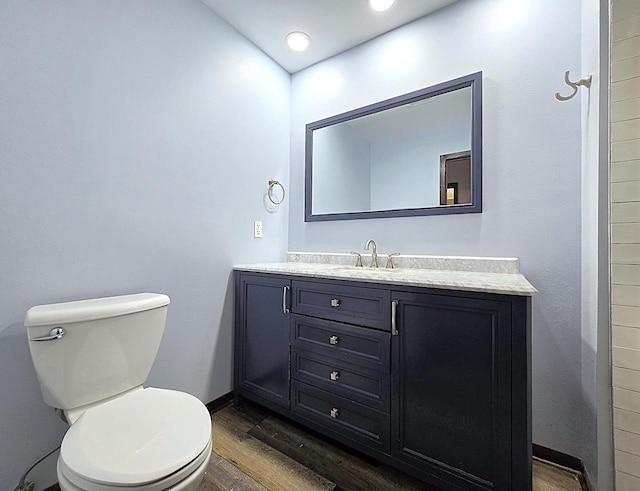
[364,239,378,268]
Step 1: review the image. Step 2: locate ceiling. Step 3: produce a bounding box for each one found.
[201,0,459,73]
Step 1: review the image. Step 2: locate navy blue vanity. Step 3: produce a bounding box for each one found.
[234,258,535,491]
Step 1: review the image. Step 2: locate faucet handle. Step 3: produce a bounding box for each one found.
[385,252,400,269]
[350,251,363,267]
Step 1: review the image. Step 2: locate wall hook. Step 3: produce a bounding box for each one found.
[555,71,592,101]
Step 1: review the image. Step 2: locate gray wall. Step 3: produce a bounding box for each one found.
[289,0,594,474]
[0,0,609,487]
[313,123,371,213]
[581,0,612,488]
[370,123,471,210]
[0,0,289,487]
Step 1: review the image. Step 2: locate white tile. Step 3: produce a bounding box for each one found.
[613,2,640,23]
[616,428,640,455]
[614,365,640,391]
[613,119,640,142]
[612,264,640,285]
[612,181,640,202]
[613,305,640,328]
[613,285,640,306]
[613,16,640,43]
[613,35,640,62]
[614,346,640,370]
[617,470,640,491]
[615,408,640,435]
[612,223,640,243]
[616,449,640,477]
[612,162,640,183]
[612,78,640,102]
[612,56,640,82]
[615,385,635,407]
[613,326,640,351]
[612,97,640,122]
[613,140,640,162]
[612,201,640,222]
[612,244,640,264]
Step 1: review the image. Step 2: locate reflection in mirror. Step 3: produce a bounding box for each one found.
[305,72,482,221]
[440,151,471,205]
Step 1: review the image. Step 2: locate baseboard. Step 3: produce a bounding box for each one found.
[532,444,592,490]
[206,391,234,413]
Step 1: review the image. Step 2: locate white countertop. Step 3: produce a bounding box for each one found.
[234,257,538,296]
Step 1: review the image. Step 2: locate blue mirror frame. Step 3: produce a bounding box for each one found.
[304,72,482,222]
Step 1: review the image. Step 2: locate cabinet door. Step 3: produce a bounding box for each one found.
[391,291,512,490]
[235,273,290,409]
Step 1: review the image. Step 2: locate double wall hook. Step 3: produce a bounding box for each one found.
[555,71,592,101]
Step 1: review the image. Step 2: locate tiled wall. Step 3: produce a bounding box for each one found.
[611,1,640,489]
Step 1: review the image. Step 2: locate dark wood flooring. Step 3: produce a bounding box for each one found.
[203,402,586,491]
[45,401,586,491]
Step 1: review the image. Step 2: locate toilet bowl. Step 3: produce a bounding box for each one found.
[56,387,212,491]
[25,294,212,491]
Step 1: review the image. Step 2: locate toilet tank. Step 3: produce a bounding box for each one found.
[24,293,170,410]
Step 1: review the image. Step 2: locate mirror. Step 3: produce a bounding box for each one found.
[305,72,482,221]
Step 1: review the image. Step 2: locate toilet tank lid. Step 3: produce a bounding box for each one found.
[24,293,170,327]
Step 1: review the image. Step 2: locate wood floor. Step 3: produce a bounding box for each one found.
[45,401,585,491]
[202,402,587,491]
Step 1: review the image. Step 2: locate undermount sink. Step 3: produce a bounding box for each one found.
[331,265,400,272]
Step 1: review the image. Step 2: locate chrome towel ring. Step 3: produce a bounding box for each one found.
[268,179,285,205]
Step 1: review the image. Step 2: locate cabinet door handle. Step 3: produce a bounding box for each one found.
[330,298,341,308]
[330,370,340,381]
[391,300,398,336]
[329,335,339,345]
[330,407,339,418]
[283,286,290,314]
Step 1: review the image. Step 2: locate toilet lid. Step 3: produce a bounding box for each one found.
[60,388,211,486]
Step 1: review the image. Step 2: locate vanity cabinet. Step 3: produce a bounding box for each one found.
[391,292,521,490]
[234,274,291,410]
[234,271,531,491]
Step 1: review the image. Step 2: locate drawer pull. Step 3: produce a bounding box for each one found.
[330,407,339,418]
[330,298,341,308]
[329,335,339,345]
[330,370,340,381]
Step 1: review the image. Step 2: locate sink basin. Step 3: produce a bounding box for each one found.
[332,265,400,272]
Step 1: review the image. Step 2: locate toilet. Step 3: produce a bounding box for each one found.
[24,293,212,491]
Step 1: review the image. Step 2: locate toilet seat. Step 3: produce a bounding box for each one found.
[59,387,211,490]
[58,439,211,491]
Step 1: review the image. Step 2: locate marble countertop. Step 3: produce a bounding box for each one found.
[234,255,537,296]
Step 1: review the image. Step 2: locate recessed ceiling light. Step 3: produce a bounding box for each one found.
[286,31,310,52]
[369,0,396,12]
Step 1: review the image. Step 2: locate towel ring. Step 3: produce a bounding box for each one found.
[267,179,285,205]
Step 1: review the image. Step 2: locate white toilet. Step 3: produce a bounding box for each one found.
[25,293,212,491]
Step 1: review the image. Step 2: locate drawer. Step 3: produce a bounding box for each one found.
[291,280,390,330]
[291,348,390,412]
[291,314,390,373]
[291,380,390,453]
